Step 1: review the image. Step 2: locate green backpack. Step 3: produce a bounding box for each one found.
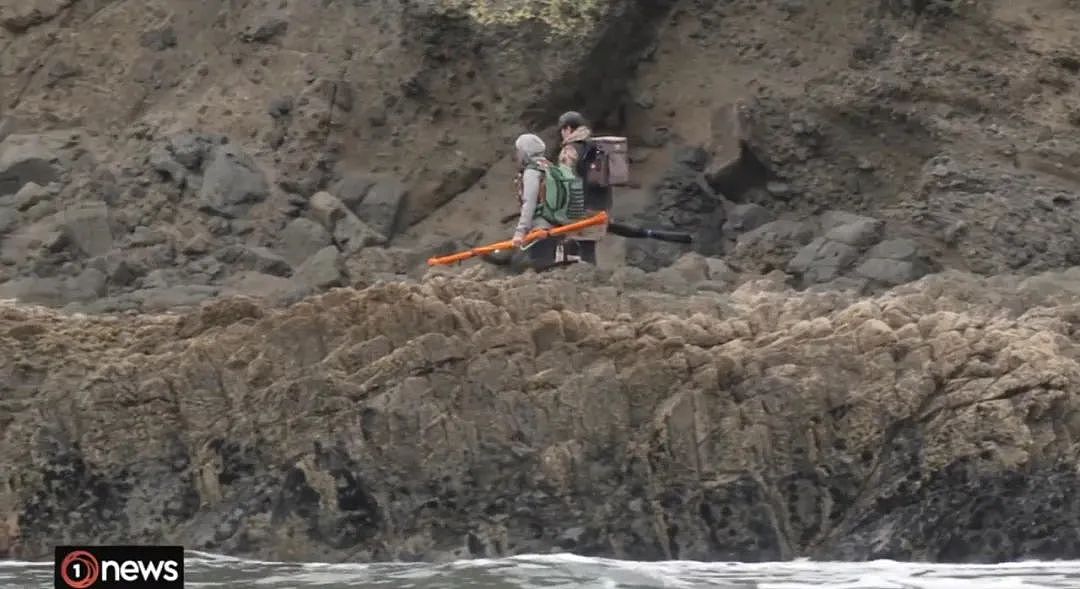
[525,157,586,226]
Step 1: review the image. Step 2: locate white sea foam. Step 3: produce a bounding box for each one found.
[5,552,1080,588]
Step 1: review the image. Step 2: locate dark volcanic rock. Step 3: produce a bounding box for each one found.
[215,244,293,277]
[626,153,723,271]
[292,245,346,290]
[198,145,269,218]
[350,177,405,241]
[277,218,333,268]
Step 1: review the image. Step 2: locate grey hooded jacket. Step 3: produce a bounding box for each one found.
[512,134,552,241]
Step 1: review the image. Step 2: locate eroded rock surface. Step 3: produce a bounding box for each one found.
[4,269,1080,563]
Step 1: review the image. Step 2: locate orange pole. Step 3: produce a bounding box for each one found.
[427,211,609,267]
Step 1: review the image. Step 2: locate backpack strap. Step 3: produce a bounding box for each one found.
[525,156,551,172]
[519,156,549,203]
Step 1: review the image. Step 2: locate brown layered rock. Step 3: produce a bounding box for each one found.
[0,0,674,308]
[3,269,1080,562]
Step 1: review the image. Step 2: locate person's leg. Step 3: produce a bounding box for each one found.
[576,240,597,264]
[585,186,613,212]
[527,237,558,272]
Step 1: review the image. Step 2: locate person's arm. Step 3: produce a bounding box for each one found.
[513,168,542,243]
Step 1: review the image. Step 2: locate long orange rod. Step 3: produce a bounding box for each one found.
[427,211,609,266]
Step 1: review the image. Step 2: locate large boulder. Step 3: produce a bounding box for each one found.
[198,145,269,218]
[292,245,347,290]
[349,177,406,242]
[58,202,113,258]
[277,218,333,267]
[1,0,72,33]
[854,238,932,286]
[0,134,67,196]
[309,191,385,252]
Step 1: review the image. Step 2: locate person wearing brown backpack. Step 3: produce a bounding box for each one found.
[556,112,632,264]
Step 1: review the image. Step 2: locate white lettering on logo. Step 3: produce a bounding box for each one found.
[100,559,181,582]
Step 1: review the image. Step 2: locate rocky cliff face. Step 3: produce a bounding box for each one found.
[4,266,1080,562]
[3,0,1080,566]
[620,0,1080,290]
[0,0,672,309]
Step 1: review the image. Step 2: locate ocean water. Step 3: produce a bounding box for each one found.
[5,552,1080,588]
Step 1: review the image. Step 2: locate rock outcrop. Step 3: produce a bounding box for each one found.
[4,268,1080,563]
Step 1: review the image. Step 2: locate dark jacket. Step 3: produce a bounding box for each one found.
[559,126,612,213]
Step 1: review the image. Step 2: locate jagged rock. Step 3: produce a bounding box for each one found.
[723,203,774,234]
[331,173,376,212]
[170,134,218,170]
[1,0,73,33]
[866,238,919,261]
[818,210,879,232]
[733,219,815,273]
[129,285,220,311]
[854,238,929,286]
[180,234,212,256]
[215,245,292,277]
[5,270,1080,562]
[0,276,63,305]
[788,238,860,284]
[198,145,269,217]
[825,219,885,248]
[58,203,113,257]
[309,191,385,252]
[0,134,67,196]
[345,246,425,282]
[0,208,17,235]
[7,182,51,211]
[657,252,711,285]
[351,178,405,241]
[149,146,188,186]
[806,276,868,294]
[627,152,724,271]
[309,191,348,231]
[334,215,384,253]
[125,227,168,248]
[87,253,140,287]
[705,257,736,283]
[0,266,105,305]
[782,216,888,286]
[293,245,346,290]
[67,267,108,301]
[277,218,332,267]
[854,258,920,285]
[220,271,296,304]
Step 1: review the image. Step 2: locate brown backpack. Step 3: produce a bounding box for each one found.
[583,136,630,187]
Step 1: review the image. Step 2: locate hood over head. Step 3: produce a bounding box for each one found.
[515,133,546,164]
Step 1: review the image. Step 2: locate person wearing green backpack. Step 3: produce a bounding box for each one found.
[511,133,587,271]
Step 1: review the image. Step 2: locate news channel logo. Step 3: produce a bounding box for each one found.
[54,546,184,588]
